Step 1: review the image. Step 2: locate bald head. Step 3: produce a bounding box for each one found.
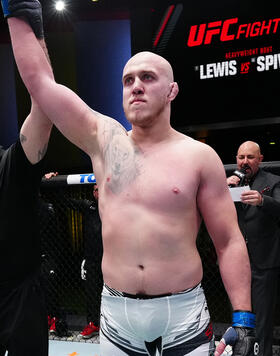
[123,51,174,82]
[237,141,261,156]
[122,51,179,126]
[236,141,263,178]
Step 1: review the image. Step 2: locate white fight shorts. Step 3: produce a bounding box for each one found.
[100,283,215,355]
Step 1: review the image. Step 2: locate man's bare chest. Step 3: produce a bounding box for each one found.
[104,147,200,211]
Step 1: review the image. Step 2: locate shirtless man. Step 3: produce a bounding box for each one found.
[1,1,257,355]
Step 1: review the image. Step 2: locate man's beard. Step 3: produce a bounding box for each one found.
[242,164,253,179]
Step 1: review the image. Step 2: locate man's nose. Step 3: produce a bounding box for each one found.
[132,78,144,94]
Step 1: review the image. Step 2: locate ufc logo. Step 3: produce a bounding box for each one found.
[187,18,238,46]
[187,17,280,47]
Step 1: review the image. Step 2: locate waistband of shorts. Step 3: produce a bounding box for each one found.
[104,283,201,299]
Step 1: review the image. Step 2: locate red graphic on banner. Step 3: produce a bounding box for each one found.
[240,62,251,74]
[225,46,273,59]
[187,17,280,46]
[153,5,175,47]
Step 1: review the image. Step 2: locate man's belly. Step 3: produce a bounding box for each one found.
[100,202,202,295]
[101,250,203,295]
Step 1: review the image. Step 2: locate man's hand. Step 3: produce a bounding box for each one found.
[44,172,58,180]
[240,190,263,206]
[1,0,44,38]
[227,175,240,187]
[215,326,258,356]
[215,311,259,356]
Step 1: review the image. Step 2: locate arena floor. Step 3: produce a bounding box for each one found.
[3,326,280,355]
[46,323,280,356]
[48,338,280,356]
[49,339,100,356]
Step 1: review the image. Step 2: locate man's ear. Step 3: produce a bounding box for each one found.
[259,154,264,163]
[167,82,179,102]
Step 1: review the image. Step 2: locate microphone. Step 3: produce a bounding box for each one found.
[229,167,247,187]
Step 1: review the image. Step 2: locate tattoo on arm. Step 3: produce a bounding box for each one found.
[20,133,48,161]
[101,118,141,194]
[38,143,48,161]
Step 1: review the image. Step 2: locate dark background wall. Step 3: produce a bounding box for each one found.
[0,43,18,147]
[74,19,131,130]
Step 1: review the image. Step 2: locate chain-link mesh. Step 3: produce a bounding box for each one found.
[38,178,280,340]
[39,183,103,336]
[197,223,232,324]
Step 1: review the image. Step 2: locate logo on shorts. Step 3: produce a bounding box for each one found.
[254,341,259,355]
[205,323,213,340]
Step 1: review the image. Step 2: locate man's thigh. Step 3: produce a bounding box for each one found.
[100,333,214,356]
[164,340,214,356]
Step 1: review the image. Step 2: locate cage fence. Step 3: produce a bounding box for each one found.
[38,172,280,341]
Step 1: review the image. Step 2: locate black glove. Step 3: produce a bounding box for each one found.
[1,0,44,38]
[233,327,258,355]
[215,311,259,356]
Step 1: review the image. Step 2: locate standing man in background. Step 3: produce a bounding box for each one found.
[2,1,257,354]
[0,5,54,352]
[227,140,280,356]
[0,99,53,355]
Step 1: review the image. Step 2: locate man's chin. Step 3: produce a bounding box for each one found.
[127,113,148,126]
[245,171,253,180]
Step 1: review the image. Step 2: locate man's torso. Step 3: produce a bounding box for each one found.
[92,129,206,295]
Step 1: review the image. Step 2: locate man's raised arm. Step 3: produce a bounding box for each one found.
[1,0,102,155]
[20,97,52,164]
[19,36,54,164]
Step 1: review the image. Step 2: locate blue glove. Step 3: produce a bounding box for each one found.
[215,311,259,356]
[1,0,44,38]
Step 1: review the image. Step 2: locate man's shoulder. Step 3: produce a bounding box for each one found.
[8,139,37,164]
[175,133,211,151]
[186,137,220,160]
[0,141,41,189]
[1,140,21,165]
[174,136,224,178]
[259,169,280,183]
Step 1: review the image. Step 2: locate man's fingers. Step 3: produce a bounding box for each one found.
[214,339,226,356]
